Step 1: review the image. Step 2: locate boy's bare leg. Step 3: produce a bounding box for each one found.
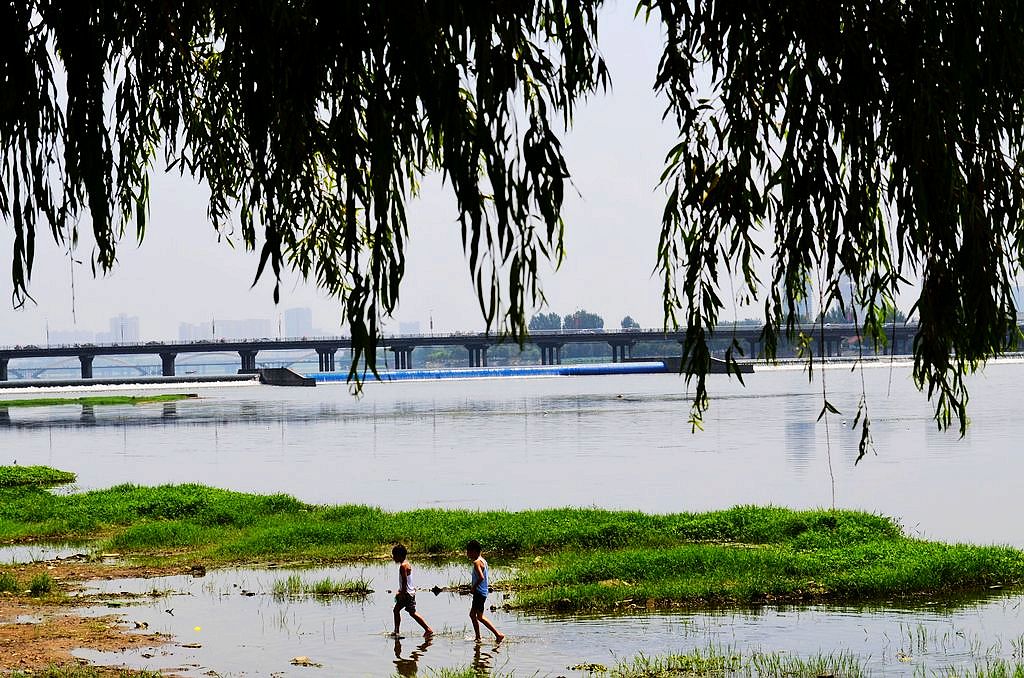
[410,611,433,636]
[392,604,402,636]
[470,611,482,640]
[478,613,504,642]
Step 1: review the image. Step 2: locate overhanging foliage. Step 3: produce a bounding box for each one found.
[3,1,1022,443]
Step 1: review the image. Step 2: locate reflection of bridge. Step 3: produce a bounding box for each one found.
[0,324,912,381]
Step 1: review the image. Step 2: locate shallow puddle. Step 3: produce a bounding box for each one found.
[0,543,89,565]
[74,564,1024,676]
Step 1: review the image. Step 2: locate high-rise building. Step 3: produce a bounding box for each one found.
[97,314,140,343]
[398,321,421,336]
[283,307,314,337]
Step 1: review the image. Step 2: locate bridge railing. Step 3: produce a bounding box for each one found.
[1,322,910,351]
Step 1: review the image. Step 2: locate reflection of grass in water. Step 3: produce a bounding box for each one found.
[0,393,196,409]
[271,573,372,598]
[1,475,1022,612]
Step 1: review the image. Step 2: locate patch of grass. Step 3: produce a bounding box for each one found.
[513,538,1024,611]
[271,573,373,598]
[597,647,868,677]
[0,570,18,593]
[29,571,53,596]
[413,652,1024,678]
[0,470,1020,611]
[0,465,76,488]
[0,393,197,408]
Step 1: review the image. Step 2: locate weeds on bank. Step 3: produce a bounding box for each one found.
[0,570,56,597]
[0,571,18,593]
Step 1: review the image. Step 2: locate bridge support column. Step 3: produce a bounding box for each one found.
[391,347,414,370]
[316,348,337,372]
[538,343,563,365]
[79,355,94,379]
[159,352,177,377]
[610,341,634,363]
[0,358,7,381]
[465,345,489,368]
[239,350,259,374]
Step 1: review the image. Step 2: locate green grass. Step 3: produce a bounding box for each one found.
[0,465,76,487]
[29,571,54,596]
[414,651,1024,677]
[0,468,1021,611]
[0,571,18,593]
[270,573,373,597]
[0,393,197,409]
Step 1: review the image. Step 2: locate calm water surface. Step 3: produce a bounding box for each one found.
[4,362,1024,674]
[72,564,1024,677]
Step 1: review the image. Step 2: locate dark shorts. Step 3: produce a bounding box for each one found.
[471,592,487,614]
[395,592,416,613]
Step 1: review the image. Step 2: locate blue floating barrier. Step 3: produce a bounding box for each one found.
[308,361,667,383]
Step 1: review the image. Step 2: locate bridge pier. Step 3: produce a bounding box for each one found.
[610,341,634,363]
[79,355,94,379]
[465,345,489,368]
[316,348,337,372]
[239,350,259,374]
[391,347,414,370]
[538,342,563,365]
[160,352,177,377]
[0,358,7,381]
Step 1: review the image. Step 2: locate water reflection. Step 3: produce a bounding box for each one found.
[73,565,1024,677]
[472,641,502,674]
[392,636,433,677]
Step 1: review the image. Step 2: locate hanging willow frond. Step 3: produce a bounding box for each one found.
[3,1,1024,435]
[0,1,608,383]
[644,0,1024,435]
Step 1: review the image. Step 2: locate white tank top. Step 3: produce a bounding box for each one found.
[400,566,415,594]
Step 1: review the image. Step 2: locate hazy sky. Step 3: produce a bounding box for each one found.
[0,4,691,344]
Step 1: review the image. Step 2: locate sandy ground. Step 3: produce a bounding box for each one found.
[0,560,184,674]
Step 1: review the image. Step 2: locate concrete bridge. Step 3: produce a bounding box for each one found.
[0,323,912,381]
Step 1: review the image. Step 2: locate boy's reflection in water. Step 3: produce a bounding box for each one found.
[473,641,502,674]
[393,636,433,677]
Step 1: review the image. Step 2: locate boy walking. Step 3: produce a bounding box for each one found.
[392,544,433,638]
[466,539,504,642]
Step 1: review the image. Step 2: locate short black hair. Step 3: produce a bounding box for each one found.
[392,544,408,560]
[466,539,482,553]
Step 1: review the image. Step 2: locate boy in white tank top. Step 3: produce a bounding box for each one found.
[392,544,433,637]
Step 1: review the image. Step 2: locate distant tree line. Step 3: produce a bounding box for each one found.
[528,310,643,332]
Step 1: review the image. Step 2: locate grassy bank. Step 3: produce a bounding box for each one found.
[0,469,1021,611]
[0,394,197,409]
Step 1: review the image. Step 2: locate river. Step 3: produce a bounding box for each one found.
[3,361,1024,675]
